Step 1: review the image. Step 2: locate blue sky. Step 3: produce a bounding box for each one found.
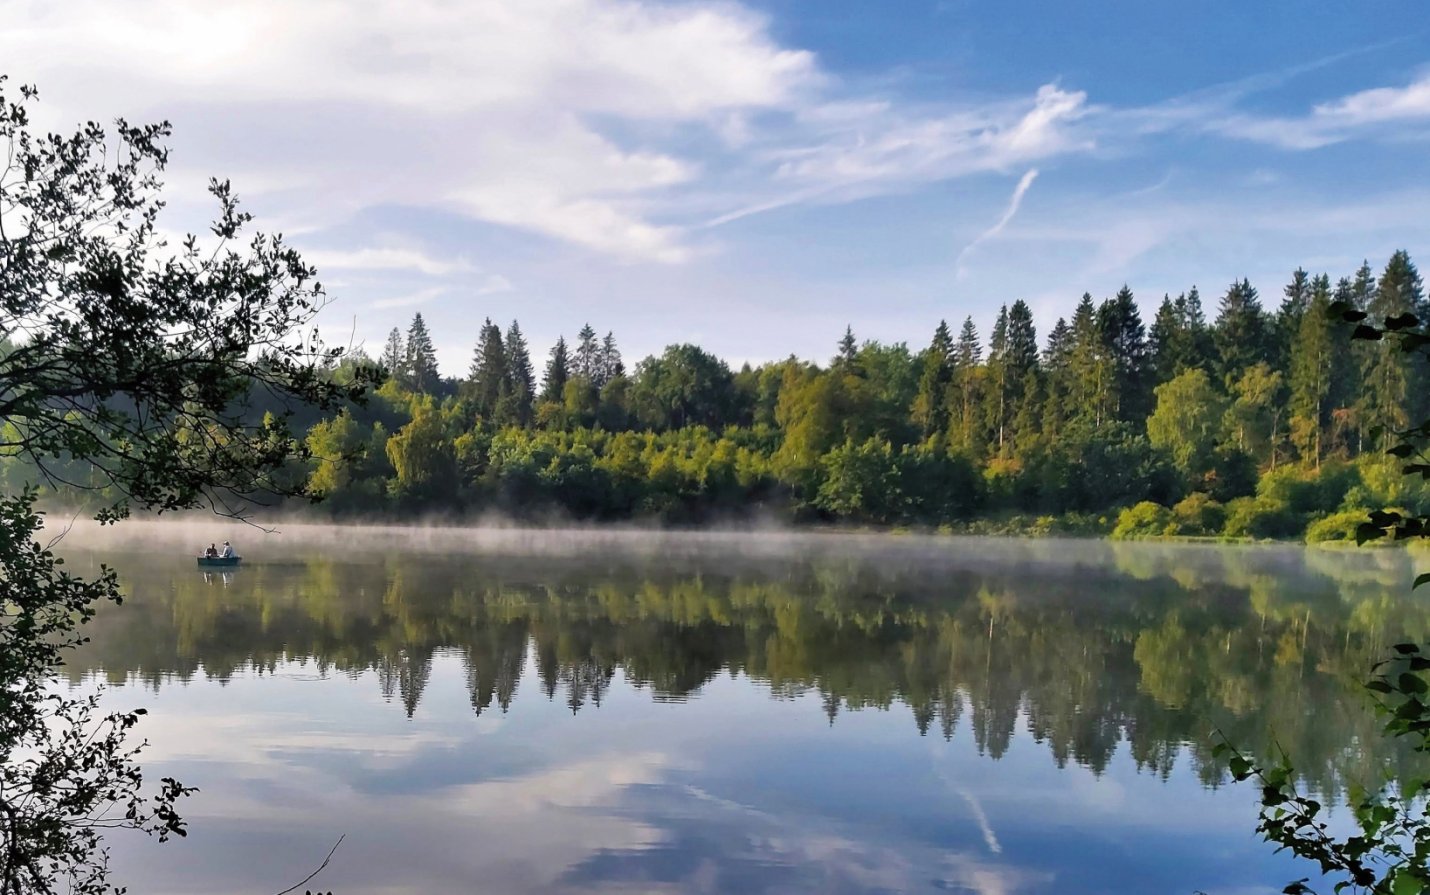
[5,0,1430,375]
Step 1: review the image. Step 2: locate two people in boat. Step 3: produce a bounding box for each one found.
[203,541,235,559]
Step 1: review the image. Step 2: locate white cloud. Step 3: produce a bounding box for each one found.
[956,168,1039,276]
[0,0,817,263]
[369,287,448,310]
[1209,73,1430,150]
[304,247,473,277]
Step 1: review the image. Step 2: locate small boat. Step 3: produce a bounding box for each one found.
[196,555,242,568]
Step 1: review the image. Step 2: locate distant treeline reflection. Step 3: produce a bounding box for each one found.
[69,542,1430,797]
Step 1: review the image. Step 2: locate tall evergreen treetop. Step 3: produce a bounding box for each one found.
[1213,278,1270,388]
[912,319,954,437]
[597,332,624,387]
[382,327,406,384]
[405,312,440,393]
[504,320,535,426]
[542,336,571,404]
[954,317,982,368]
[574,323,600,380]
[470,318,509,419]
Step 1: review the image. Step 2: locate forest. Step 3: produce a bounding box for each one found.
[13,251,1430,541]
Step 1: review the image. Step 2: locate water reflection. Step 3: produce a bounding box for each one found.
[60,531,1430,894]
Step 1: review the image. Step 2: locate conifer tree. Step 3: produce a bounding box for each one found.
[1361,250,1426,447]
[1213,278,1270,389]
[948,317,983,453]
[1289,274,1336,466]
[912,320,954,438]
[983,306,1011,454]
[597,332,624,387]
[382,327,407,385]
[1099,285,1149,422]
[1149,295,1180,385]
[470,318,509,420]
[836,326,859,371]
[573,323,600,380]
[504,320,535,426]
[542,336,571,404]
[405,312,440,393]
[1276,267,1312,368]
[1068,294,1113,427]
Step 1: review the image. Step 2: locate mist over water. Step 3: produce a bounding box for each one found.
[61,527,1430,895]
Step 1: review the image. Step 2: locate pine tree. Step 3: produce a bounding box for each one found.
[470,318,509,420]
[912,320,954,438]
[1289,274,1336,466]
[1213,278,1270,389]
[1361,250,1426,447]
[405,313,440,393]
[504,320,535,426]
[542,336,571,404]
[382,327,406,386]
[573,324,599,380]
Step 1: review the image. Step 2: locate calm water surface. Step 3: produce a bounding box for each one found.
[61,527,1430,895]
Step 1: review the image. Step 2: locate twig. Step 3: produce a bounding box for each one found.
[274,834,344,895]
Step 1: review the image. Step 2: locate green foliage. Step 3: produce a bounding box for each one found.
[0,78,361,893]
[1306,510,1378,544]
[1223,496,1303,540]
[1170,492,1225,535]
[1218,644,1430,894]
[1111,501,1174,539]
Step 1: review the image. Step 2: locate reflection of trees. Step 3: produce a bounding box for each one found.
[68,543,1430,797]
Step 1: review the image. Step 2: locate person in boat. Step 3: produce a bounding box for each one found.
[204,543,218,558]
[220,541,234,559]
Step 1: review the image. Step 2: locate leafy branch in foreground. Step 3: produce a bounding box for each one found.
[0,74,370,893]
[1216,644,1430,895]
[1217,297,1430,895]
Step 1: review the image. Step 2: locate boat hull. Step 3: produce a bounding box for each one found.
[196,556,242,567]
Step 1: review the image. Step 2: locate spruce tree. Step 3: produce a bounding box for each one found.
[573,323,599,380]
[836,326,859,371]
[1213,278,1270,389]
[1068,294,1112,427]
[542,336,571,404]
[1149,295,1180,385]
[948,317,983,453]
[470,318,509,420]
[1040,317,1073,440]
[912,320,954,438]
[404,312,440,394]
[1098,285,1149,422]
[504,320,535,426]
[1361,250,1426,447]
[1289,274,1336,466]
[597,332,624,387]
[1277,268,1312,368]
[983,306,1011,454]
[382,327,406,385]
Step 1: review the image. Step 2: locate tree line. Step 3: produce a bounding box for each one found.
[256,250,1427,538]
[8,252,1425,538]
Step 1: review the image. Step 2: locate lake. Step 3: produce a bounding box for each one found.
[60,526,1430,895]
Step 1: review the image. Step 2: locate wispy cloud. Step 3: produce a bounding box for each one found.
[304,247,473,277]
[369,287,448,310]
[956,168,1039,277]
